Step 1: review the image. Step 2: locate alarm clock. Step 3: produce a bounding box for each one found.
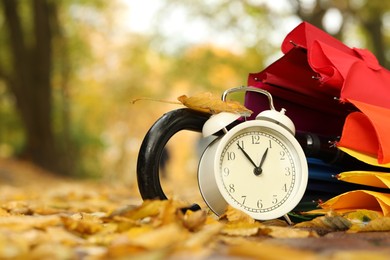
[198,86,308,222]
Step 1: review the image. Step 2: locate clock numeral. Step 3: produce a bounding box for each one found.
[229,184,235,193]
[236,141,244,149]
[227,152,236,161]
[223,167,230,177]
[268,139,272,148]
[279,151,286,160]
[241,195,247,205]
[257,199,263,209]
[272,195,278,205]
[282,183,287,192]
[251,135,260,144]
[285,167,291,176]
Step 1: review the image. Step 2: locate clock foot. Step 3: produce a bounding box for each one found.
[283,214,293,225]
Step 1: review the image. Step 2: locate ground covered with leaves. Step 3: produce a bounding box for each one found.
[1,159,390,259]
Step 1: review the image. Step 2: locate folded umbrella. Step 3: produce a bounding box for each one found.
[246,21,390,166]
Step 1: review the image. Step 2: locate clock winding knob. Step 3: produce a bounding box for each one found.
[256,108,296,135]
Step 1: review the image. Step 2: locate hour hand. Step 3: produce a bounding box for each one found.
[255,148,268,175]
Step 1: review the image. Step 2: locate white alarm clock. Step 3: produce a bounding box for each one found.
[198,87,308,222]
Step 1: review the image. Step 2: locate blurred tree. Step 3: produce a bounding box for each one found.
[0,0,108,175]
[290,0,390,68]
[0,0,60,173]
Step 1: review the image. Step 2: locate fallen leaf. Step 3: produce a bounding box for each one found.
[260,226,318,238]
[295,212,351,232]
[349,217,390,232]
[124,223,188,250]
[221,221,262,236]
[182,209,207,231]
[220,205,255,224]
[344,209,381,223]
[61,213,103,235]
[181,222,223,250]
[228,240,316,260]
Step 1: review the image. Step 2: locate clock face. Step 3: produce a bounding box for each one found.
[214,121,307,220]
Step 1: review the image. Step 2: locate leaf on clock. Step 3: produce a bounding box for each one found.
[132,92,253,116]
[178,92,253,116]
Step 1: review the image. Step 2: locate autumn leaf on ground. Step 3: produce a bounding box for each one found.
[220,205,255,223]
[132,92,253,116]
[346,210,390,232]
[295,211,351,233]
[228,240,316,260]
[219,205,262,236]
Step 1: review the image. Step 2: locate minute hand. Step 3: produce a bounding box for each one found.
[236,142,257,168]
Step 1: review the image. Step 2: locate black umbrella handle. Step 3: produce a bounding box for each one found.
[136,108,210,208]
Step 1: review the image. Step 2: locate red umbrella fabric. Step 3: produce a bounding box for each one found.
[245,22,390,164]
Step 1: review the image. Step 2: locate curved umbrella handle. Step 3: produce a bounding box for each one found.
[136,108,210,209]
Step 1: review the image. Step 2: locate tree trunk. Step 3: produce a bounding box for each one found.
[1,0,65,174]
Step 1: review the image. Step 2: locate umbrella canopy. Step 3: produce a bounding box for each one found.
[245,22,390,165]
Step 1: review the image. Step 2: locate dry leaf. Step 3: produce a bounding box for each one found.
[228,240,316,260]
[61,213,103,235]
[260,226,318,238]
[178,92,252,116]
[221,205,255,224]
[221,221,262,236]
[344,209,381,223]
[295,212,351,232]
[125,223,188,250]
[349,217,390,232]
[182,209,207,231]
[132,92,253,116]
[181,222,223,250]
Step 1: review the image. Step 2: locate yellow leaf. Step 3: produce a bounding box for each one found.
[61,213,103,235]
[182,209,207,231]
[220,205,255,224]
[178,92,252,116]
[112,200,166,220]
[261,226,318,238]
[181,222,223,250]
[132,92,253,116]
[127,223,188,250]
[344,209,381,223]
[221,221,262,236]
[228,240,316,260]
[295,212,351,232]
[349,217,390,232]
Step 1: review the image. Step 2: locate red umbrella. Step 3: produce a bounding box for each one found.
[245,22,390,164]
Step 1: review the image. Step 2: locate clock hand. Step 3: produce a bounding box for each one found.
[236,142,258,170]
[255,148,269,176]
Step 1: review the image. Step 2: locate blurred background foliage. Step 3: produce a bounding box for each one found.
[1,0,390,185]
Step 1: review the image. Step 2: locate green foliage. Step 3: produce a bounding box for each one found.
[2,0,390,179]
